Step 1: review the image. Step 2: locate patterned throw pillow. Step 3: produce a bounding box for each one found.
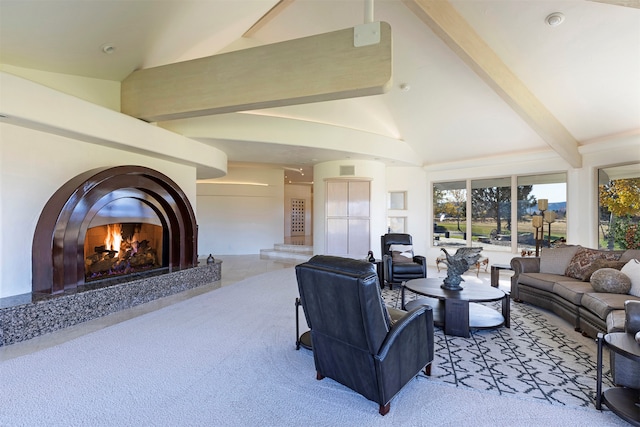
[565,248,619,281]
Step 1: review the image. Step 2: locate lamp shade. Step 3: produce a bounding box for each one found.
[532,216,543,228]
[544,211,557,223]
[538,199,548,211]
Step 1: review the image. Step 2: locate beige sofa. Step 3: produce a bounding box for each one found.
[510,246,640,338]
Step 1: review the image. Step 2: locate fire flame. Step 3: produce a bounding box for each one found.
[104,224,123,255]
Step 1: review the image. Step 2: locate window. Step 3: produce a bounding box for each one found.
[517,173,567,254]
[598,163,640,250]
[433,173,567,253]
[471,178,511,252]
[387,216,406,233]
[388,191,406,210]
[433,181,466,247]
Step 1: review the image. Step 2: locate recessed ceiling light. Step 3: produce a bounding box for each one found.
[101,44,116,54]
[546,12,565,27]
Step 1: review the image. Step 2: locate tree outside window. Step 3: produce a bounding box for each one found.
[599,164,640,250]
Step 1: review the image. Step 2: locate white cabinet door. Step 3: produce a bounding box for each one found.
[325,180,370,257]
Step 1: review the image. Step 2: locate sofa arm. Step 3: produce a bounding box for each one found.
[510,257,540,301]
[510,256,541,275]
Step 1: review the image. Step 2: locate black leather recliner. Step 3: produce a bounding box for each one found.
[381,233,427,289]
[295,255,434,415]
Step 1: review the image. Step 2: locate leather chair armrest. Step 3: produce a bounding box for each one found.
[382,254,392,283]
[376,304,434,364]
[413,255,426,265]
[625,300,640,334]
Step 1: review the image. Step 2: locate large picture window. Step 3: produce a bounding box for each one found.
[517,173,567,254]
[433,173,567,253]
[470,178,511,252]
[598,163,640,250]
[433,181,466,247]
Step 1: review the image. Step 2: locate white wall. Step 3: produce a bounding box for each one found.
[196,167,284,256]
[385,166,428,258]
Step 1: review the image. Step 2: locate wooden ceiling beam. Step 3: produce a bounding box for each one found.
[243,0,296,38]
[121,23,392,122]
[403,0,582,168]
[586,0,640,9]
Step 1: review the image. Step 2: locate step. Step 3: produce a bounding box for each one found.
[259,249,312,262]
[273,243,313,254]
[259,243,313,262]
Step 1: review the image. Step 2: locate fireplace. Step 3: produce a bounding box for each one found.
[32,166,198,294]
[84,222,164,281]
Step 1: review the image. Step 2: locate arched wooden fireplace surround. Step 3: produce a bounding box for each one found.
[33,166,198,294]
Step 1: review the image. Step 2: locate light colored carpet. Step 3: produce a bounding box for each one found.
[0,268,629,426]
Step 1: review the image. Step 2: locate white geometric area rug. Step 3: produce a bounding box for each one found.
[382,287,613,409]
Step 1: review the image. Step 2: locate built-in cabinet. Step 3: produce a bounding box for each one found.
[326,179,370,257]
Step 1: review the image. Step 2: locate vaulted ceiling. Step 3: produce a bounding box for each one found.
[1,0,638,184]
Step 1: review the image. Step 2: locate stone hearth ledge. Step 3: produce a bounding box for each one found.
[0,261,222,347]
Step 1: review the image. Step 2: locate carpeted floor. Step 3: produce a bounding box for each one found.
[0,267,628,426]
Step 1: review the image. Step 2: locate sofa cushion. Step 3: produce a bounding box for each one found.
[581,292,640,321]
[621,259,640,297]
[565,247,620,280]
[539,245,580,275]
[519,272,579,292]
[589,268,632,293]
[582,258,627,282]
[620,249,640,263]
[553,280,597,305]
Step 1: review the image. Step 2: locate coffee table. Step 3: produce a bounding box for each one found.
[402,278,509,338]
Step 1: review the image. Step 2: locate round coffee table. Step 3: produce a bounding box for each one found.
[402,278,509,338]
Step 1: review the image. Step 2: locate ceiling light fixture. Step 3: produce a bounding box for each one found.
[101,44,116,54]
[545,12,565,27]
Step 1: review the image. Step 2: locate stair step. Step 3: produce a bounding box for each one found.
[259,249,312,262]
[259,243,313,262]
[273,243,313,254]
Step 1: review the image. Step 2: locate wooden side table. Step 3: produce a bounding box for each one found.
[596,332,640,426]
[490,263,513,288]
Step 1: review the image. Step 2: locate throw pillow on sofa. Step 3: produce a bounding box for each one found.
[589,268,631,293]
[621,259,640,297]
[582,258,627,282]
[540,245,580,275]
[565,247,620,281]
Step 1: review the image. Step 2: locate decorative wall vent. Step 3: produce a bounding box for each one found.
[340,165,355,176]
